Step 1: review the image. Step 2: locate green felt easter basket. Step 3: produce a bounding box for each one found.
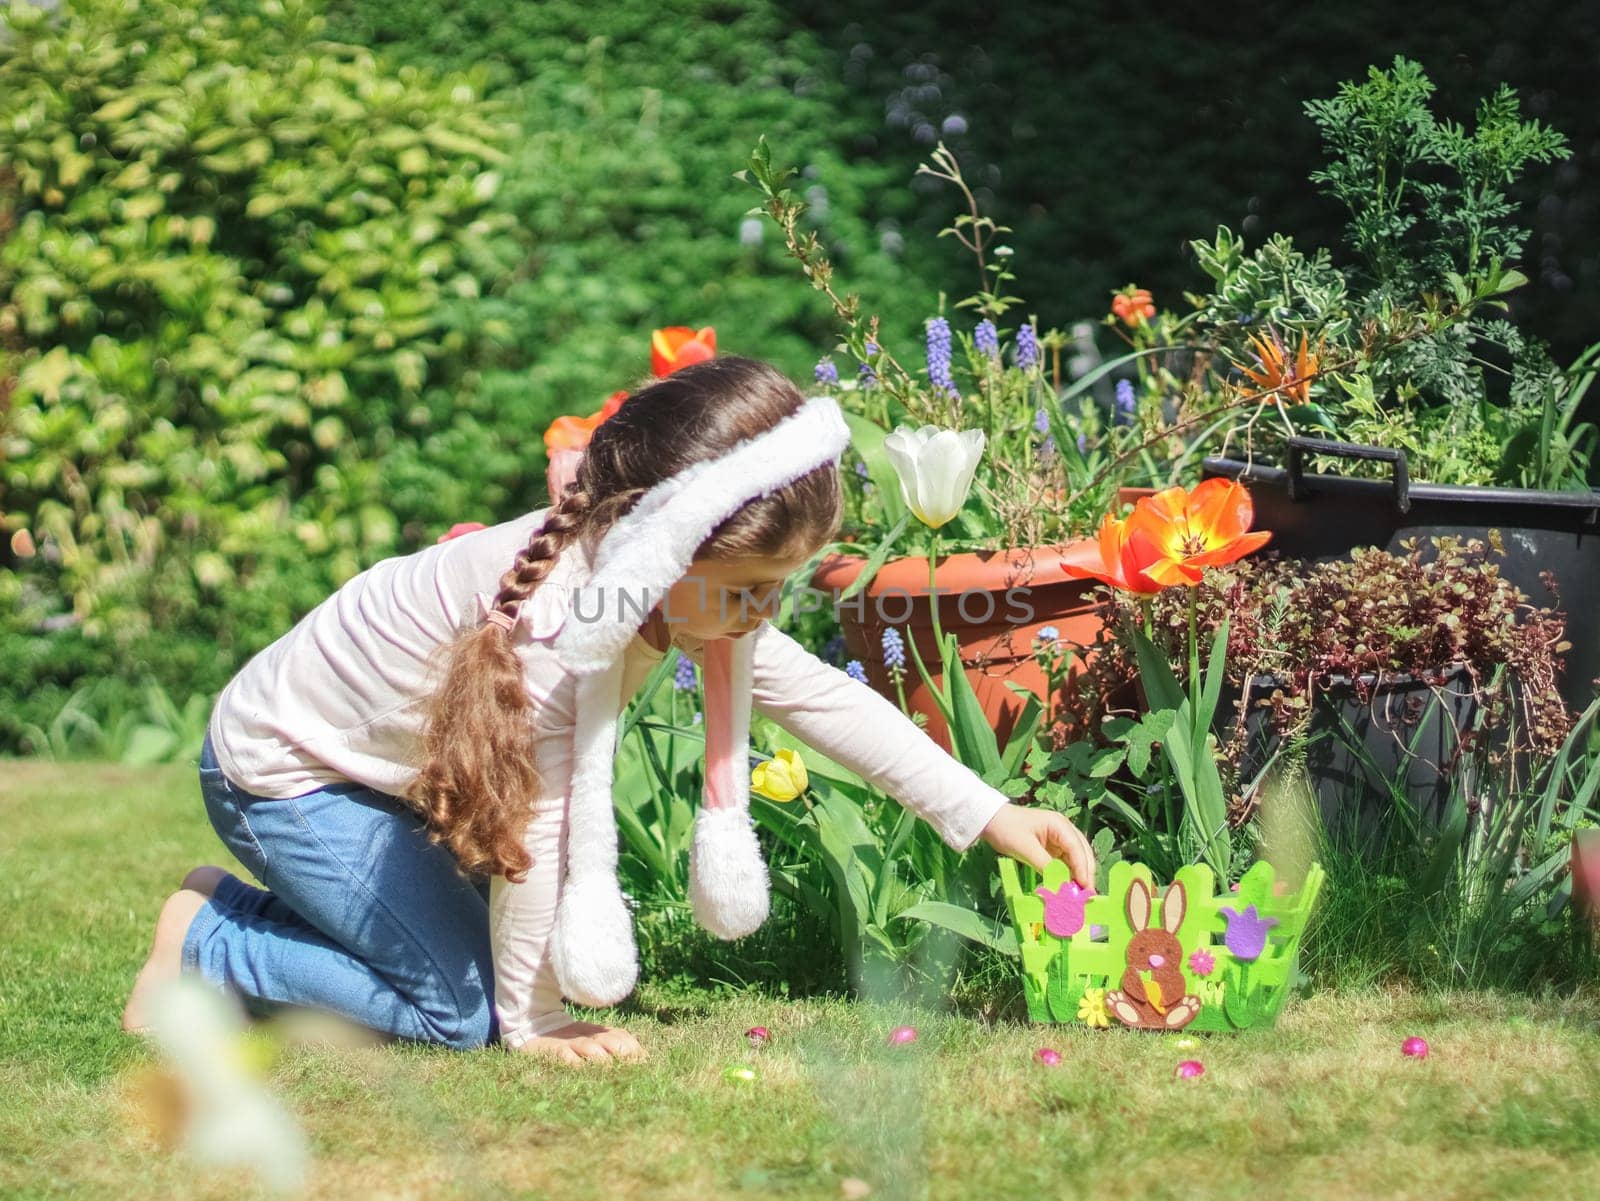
[999,858,1324,1033]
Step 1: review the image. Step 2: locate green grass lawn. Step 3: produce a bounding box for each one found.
[4,760,1600,1201]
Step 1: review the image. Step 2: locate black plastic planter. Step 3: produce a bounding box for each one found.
[1228,667,1479,846]
[1204,437,1600,712]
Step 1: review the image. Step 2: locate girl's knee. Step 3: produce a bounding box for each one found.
[440,1009,493,1051]
[425,993,493,1050]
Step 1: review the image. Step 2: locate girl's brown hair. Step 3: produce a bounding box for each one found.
[406,356,842,881]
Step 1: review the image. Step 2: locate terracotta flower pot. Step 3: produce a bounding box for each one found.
[811,491,1152,753]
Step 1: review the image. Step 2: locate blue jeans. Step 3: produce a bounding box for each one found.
[185,731,498,1048]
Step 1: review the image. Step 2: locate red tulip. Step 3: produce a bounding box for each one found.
[651,326,716,377]
[543,389,627,456]
[1111,287,1156,327]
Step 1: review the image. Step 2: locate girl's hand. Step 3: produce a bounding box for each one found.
[979,803,1095,887]
[511,1020,645,1066]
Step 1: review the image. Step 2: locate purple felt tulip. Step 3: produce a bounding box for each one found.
[1035,880,1094,938]
[1219,904,1280,961]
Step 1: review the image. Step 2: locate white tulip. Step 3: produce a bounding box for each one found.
[882,424,985,529]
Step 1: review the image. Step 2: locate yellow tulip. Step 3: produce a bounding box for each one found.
[750,748,808,802]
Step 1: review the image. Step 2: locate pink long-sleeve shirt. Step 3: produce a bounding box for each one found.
[208,507,1010,1044]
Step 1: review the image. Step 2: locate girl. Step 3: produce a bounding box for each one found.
[122,356,1095,1064]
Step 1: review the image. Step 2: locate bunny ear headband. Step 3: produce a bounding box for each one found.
[540,395,850,1007]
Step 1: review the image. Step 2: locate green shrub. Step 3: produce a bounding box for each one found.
[324,0,951,431]
[0,0,520,646]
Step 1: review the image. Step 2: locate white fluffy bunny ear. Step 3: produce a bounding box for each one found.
[688,635,769,939]
[550,661,639,1007]
[689,807,770,939]
[550,870,638,1008]
[548,394,850,999]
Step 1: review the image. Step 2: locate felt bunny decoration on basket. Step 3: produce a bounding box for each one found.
[534,395,850,1007]
[1106,878,1203,1030]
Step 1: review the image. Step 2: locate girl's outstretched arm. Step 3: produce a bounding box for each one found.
[680,622,1094,882]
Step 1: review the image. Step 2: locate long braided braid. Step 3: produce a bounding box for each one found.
[406,487,594,881]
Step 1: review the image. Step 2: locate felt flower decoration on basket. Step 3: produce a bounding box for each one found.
[1000,858,1324,1033]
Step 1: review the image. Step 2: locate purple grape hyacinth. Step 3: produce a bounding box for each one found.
[881,626,906,671]
[1016,323,1039,370]
[926,317,958,399]
[815,358,839,386]
[673,652,697,691]
[822,633,846,665]
[1114,378,1136,425]
[845,660,868,684]
[975,319,1000,360]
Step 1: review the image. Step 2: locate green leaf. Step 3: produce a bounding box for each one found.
[998,685,1044,776]
[1130,626,1185,712]
[120,725,178,766]
[1284,404,1339,434]
[1088,748,1127,778]
[843,411,908,528]
[1494,269,1529,295]
[1197,618,1231,728]
[1121,709,1175,777]
[944,634,1002,777]
[1420,798,1469,897]
[896,901,1018,955]
[835,512,909,603]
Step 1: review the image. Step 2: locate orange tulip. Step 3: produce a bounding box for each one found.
[1059,511,1169,596]
[1060,479,1270,594]
[1110,288,1156,327]
[1234,329,1321,406]
[1124,479,1272,587]
[542,389,628,456]
[650,326,717,377]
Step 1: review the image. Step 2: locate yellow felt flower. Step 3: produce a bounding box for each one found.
[750,748,808,802]
[1077,987,1111,1028]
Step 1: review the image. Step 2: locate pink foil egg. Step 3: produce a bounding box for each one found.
[1402,1036,1430,1059]
[1034,1047,1063,1066]
[1175,1060,1205,1080]
[745,1026,771,1046]
[887,1025,918,1046]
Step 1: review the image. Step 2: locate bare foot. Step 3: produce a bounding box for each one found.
[510,1020,645,1066]
[122,889,210,1034]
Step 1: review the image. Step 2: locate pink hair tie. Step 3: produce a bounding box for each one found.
[475,591,523,633]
